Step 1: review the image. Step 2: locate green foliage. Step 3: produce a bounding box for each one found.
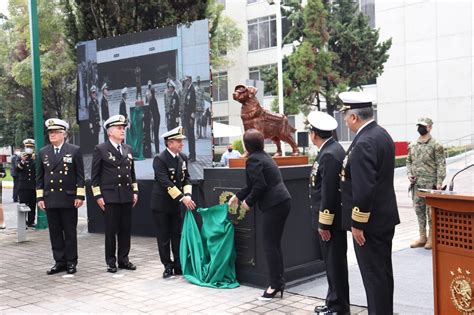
[232,139,244,154]
[0,0,77,147]
[278,0,391,117]
[207,0,243,68]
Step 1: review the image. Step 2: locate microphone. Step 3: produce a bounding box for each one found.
[449,164,474,191]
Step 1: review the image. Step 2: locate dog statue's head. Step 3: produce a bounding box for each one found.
[232,85,258,105]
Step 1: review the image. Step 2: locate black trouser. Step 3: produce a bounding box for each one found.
[151,111,160,154]
[152,209,183,270]
[261,199,291,288]
[104,203,132,266]
[45,207,78,265]
[19,189,36,225]
[318,229,350,312]
[184,116,196,160]
[12,176,19,202]
[354,228,395,315]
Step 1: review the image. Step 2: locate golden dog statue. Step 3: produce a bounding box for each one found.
[232,85,299,156]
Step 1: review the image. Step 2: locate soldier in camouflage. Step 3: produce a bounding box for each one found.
[406,117,446,250]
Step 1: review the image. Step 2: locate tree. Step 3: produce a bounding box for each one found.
[328,0,392,89]
[0,0,76,147]
[283,0,335,115]
[271,0,391,117]
[66,0,208,41]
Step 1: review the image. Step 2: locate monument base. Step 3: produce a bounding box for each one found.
[229,155,309,168]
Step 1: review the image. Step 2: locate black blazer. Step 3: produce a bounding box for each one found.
[16,154,36,190]
[150,150,192,212]
[341,121,400,233]
[36,143,85,209]
[310,138,345,231]
[236,150,291,211]
[91,141,139,204]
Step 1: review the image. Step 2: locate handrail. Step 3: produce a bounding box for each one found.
[441,133,474,146]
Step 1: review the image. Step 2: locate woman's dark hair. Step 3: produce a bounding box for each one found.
[243,129,264,153]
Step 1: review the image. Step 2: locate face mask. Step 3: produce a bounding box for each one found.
[417,125,428,136]
[228,149,233,153]
[15,151,21,156]
[25,148,34,154]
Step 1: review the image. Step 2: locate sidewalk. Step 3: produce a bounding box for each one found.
[0,188,367,314]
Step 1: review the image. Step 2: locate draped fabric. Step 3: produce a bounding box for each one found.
[126,106,145,160]
[180,204,239,289]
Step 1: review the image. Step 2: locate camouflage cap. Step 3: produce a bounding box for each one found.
[416,117,433,126]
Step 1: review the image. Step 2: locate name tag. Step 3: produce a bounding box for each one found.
[63,157,73,163]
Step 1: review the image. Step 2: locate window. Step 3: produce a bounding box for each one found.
[217,0,226,9]
[248,15,277,51]
[213,116,229,146]
[212,72,228,102]
[249,64,277,96]
[359,0,375,28]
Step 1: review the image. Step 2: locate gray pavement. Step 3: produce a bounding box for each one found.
[0,151,472,314]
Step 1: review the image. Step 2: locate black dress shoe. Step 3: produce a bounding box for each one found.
[174,267,182,276]
[314,305,348,315]
[118,262,136,270]
[107,264,117,273]
[47,263,66,275]
[66,263,77,274]
[163,267,174,279]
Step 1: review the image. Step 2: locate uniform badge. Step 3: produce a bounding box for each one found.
[311,161,319,187]
[182,161,187,170]
[63,156,72,163]
[108,152,116,161]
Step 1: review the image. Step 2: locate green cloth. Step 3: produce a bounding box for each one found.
[180,204,239,289]
[126,106,145,160]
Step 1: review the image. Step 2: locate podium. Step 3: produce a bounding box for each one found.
[418,191,474,315]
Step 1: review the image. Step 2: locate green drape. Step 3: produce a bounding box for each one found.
[126,106,145,160]
[180,204,239,289]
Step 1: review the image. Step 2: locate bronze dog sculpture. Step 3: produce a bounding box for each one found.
[232,85,299,156]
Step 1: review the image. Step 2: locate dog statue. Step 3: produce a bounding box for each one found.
[232,85,299,156]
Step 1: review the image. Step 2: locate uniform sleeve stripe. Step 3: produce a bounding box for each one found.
[167,186,182,199]
[319,209,335,225]
[132,183,138,192]
[76,187,85,197]
[352,206,370,223]
[92,186,102,197]
[36,189,44,198]
[183,185,192,195]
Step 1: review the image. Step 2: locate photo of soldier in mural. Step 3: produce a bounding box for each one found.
[88,85,101,148]
[75,20,211,180]
[100,83,110,142]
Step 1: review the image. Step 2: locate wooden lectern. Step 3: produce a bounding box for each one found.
[418,191,474,315]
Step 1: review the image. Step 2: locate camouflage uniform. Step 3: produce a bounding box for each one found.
[406,118,446,247]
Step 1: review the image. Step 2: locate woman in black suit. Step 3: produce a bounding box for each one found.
[229,129,291,301]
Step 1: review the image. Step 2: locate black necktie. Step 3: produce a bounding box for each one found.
[55,148,59,155]
[117,145,122,156]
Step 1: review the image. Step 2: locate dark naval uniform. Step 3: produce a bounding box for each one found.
[340,120,400,314]
[151,147,192,275]
[100,95,110,142]
[36,142,85,269]
[17,153,36,226]
[183,82,196,161]
[310,138,349,314]
[91,140,139,268]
